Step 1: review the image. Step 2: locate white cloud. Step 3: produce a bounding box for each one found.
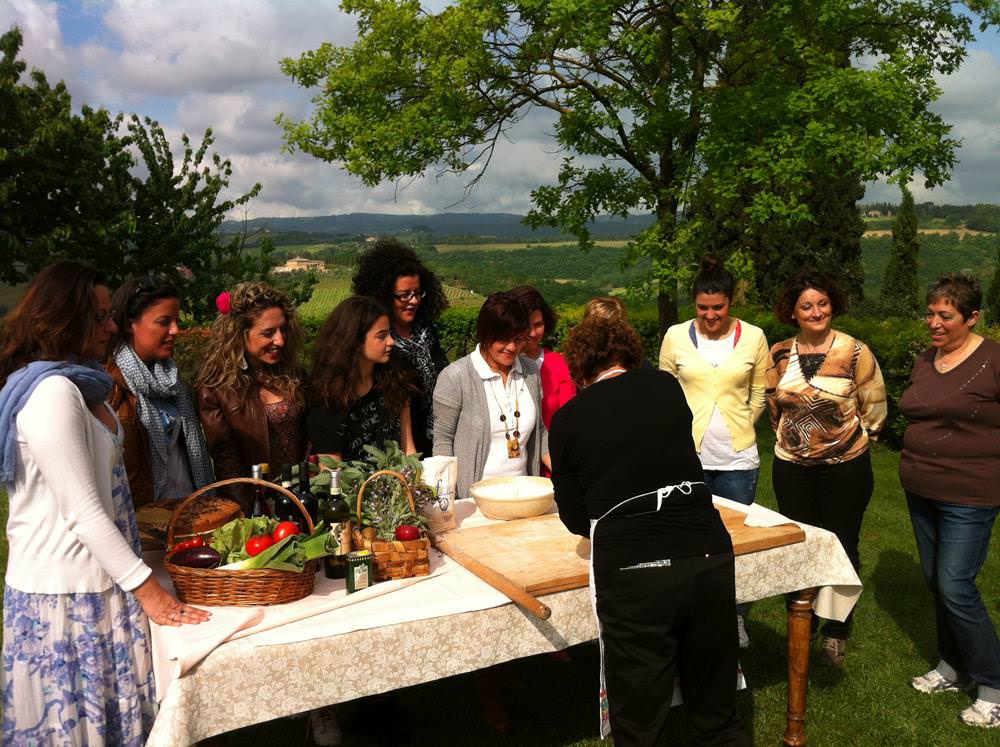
[7,0,1000,216]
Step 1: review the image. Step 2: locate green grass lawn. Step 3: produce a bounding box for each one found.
[1,429,998,745]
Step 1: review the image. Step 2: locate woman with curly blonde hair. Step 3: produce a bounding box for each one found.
[195,282,305,508]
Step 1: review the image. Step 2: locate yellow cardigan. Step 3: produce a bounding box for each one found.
[658,319,769,453]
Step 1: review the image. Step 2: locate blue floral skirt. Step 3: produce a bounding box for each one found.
[2,585,157,746]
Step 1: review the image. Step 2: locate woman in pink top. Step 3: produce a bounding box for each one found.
[509,286,576,431]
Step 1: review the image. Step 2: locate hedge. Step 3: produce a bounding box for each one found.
[175,304,1000,448]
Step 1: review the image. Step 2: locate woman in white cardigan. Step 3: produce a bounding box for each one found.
[432,291,550,502]
[0,262,209,746]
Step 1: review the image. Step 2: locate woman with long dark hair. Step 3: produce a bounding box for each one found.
[307,296,418,461]
[107,275,214,506]
[352,238,448,455]
[195,282,305,508]
[0,262,209,745]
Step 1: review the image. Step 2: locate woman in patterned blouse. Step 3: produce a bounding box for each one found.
[352,238,449,456]
[766,271,887,667]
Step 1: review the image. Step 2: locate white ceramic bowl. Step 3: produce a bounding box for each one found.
[469,475,554,521]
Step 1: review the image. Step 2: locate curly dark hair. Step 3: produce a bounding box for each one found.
[773,270,846,325]
[307,296,419,414]
[351,238,448,325]
[562,318,643,388]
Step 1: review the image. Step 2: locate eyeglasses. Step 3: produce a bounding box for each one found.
[393,290,426,302]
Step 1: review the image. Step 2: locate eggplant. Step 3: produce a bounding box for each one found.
[170,546,222,569]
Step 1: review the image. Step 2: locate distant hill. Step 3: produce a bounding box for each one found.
[219,212,656,240]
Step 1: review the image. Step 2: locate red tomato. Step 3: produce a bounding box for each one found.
[245,535,274,557]
[394,524,420,541]
[170,536,205,554]
[272,521,301,542]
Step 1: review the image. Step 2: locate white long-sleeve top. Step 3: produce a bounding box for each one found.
[5,375,152,594]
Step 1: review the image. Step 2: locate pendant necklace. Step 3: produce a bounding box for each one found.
[489,372,524,459]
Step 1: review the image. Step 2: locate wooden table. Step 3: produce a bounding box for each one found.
[146,502,860,746]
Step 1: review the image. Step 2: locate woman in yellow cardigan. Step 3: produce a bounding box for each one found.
[659,255,769,646]
[659,256,769,505]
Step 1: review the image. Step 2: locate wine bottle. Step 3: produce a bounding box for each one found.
[323,468,351,580]
[274,465,300,527]
[297,460,319,528]
[250,463,266,517]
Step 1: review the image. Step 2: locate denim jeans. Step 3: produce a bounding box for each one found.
[906,492,1000,690]
[703,468,759,616]
[702,468,759,506]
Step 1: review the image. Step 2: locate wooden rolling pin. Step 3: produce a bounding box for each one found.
[435,538,552,620]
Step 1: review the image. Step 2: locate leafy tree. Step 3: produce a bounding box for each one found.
[985,243,1000,326]
[1,27,306,320]
[278,1,1000,332]
[1,26,132,283]
[880,186,920,315]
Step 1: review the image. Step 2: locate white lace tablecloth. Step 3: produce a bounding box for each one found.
[146,500,861,746]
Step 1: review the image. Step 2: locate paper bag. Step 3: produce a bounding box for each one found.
[419,456,458,533]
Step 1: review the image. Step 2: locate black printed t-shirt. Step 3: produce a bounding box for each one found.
[306,388,400,463]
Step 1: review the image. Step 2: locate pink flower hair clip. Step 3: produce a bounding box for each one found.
[215,290,232,315]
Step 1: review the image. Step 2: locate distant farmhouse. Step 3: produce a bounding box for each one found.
[274,257,326,273]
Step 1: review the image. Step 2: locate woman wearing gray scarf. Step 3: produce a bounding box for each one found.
[106,276,214,506]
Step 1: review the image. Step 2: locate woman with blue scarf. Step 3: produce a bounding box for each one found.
[107,275,214,506]
[0,262,209,746]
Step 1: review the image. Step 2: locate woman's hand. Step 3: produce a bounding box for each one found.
[133,576,212,627]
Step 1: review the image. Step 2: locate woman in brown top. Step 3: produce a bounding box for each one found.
[195,282,305,510]
[766,271,886,666]
[898,273,1000,729]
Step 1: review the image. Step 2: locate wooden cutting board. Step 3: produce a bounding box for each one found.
[440,507,805,596]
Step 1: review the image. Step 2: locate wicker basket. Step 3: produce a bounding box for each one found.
[352,469,431,582]
[164,477,319,606]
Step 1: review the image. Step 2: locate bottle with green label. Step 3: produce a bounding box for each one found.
[323,469,351,579]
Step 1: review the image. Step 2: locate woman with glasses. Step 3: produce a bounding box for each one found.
[432,290,551,502]
[1,262,209,746]
[195,282,305,512]
[107,276,214,507]
[352,238,449,455]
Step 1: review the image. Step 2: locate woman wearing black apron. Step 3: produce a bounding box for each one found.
[549,317,749,746]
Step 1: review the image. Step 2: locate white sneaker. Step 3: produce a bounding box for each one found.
[737,614,750,649]
[911,668,973,694]
[959,699,1000,728]
[309,705,343,746]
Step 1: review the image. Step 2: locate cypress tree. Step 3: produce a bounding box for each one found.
[985,242,1000,326]
[880,186,920,315]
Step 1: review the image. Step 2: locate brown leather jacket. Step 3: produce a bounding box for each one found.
[107,360,156,508]
[197,385,305,509]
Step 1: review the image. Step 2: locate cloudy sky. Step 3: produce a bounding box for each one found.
[4,0,1000,218]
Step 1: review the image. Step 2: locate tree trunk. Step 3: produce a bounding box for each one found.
[655,199,680,337]
[657,286,678,338]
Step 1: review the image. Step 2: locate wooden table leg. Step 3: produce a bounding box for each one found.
[784,587,818,746]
